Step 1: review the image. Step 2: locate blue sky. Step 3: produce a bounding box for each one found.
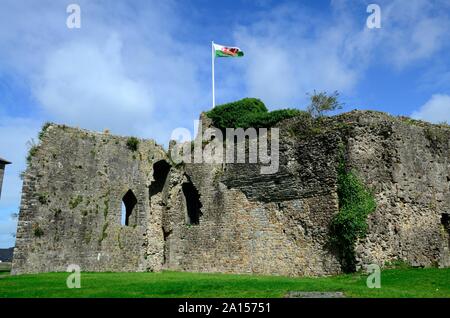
[1,0,450,247]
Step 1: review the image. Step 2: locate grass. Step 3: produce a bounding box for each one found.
[0,268,449,298]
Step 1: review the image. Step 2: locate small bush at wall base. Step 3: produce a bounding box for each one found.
[126,137,139,151]
[384,259,411,269]
[330,159,376,273]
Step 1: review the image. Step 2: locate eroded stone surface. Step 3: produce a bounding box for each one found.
[11,111,450,275]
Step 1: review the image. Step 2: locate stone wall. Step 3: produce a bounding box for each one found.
[12,124,167,274]
[161,115,343,276]
[341,112,450,268]
[12,111,450,275]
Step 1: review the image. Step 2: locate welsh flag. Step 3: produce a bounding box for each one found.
[213,43,244,57]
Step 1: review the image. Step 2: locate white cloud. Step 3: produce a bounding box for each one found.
[232,4,364,108]
[34,35,154,135]
[228,1,450,108]
[381,0,450,69]
[411,94,450,123]
[0,0,207,138]
[0,0,208,246]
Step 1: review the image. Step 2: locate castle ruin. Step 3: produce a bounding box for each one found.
[11,110,450,275]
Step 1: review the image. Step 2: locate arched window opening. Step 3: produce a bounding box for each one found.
[122,189,137,226]
[149,160,171,196]
[183,176,202,225]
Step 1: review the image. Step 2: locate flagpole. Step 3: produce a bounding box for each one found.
[212,41,215,108]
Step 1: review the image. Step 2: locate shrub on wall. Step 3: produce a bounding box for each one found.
[330,157,377,273]
[206,98,305,131]
[206,98,267,130]
[126,137,139,152]
[238,109,307,129]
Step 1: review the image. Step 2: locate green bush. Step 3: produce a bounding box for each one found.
[237,109,307,129]
[206,98,304,131]
[206,98,267,130]
[126,137,139,152]
[306,90,343,118]
[330,158,376,273]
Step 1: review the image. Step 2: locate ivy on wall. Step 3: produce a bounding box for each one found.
[330,151,377,273]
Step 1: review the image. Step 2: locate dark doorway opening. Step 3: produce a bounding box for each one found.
[442,213,450,233]
[441,213,450,231]
[122,189,137,226]
[182,176,202,225]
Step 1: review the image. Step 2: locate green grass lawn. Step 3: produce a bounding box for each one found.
[0,268,449,298]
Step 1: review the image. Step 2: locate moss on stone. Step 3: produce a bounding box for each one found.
[69,195,83,209]
[37,192,49,205]
[32,223,44,238]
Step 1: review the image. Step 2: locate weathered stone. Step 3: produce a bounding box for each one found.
[11,110,450,275]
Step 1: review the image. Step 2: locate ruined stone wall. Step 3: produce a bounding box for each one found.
[340,112,450,268]
[161,114,343,276]
[162,111,450,274]
[12,111,450,276]
[12,124,167,274]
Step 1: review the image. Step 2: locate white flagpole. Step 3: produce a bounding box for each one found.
[212,41,215,108]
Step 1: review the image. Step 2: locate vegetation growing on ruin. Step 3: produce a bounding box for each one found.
[38,122,52,140]
[26,145,38,165]
[205,98,305,131]
[206,93,346,136]
[69,195,83,209]
[37,192,49,205]
[126,137,139,151]
[306,90,344,118]
[330,154,377,273]
[99,222,109,244]
[32,223,44,238]
[424,126,448,150]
